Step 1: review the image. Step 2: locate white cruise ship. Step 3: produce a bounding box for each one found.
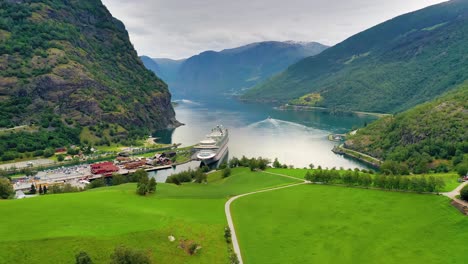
[194,125,229,165]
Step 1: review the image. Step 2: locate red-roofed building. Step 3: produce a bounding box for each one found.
[90,162,119,176]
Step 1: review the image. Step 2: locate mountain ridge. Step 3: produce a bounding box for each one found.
[242,0,468,114]
[141,41,328,99]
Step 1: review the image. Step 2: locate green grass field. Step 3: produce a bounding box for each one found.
[232,184,468,264]
[0,168,298,264]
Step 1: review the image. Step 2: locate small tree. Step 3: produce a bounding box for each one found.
[30,184,37,194]
[43,185,48,194]
[39,185,43,195]
[224,226,232,243]
[137,174,150,196]
[75,251,93,264]
[148,178,157,193]
[57,154,65,162]
[222,167,231,178]
[0,177,14,199]
[460,185,468,202]
[273,158,281,168]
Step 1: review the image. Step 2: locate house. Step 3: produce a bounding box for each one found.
[90,162,119,175]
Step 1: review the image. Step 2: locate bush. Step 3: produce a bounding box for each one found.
[222,167,231,178]
[461,185,468,202]
[75,251,92,264]
[110,246,151,264]
[88,178,105,189]
[0,177,14,199]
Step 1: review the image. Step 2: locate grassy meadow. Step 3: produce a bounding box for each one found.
[232,184,468,264]
[0,168,298,263]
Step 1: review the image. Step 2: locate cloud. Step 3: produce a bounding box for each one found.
[101,0,447,59]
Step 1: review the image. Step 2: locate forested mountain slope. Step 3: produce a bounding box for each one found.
[243,0,468,114]
[345,84,468,173]
[0,0,177,131]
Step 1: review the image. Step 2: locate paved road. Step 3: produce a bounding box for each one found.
[442,181,468,207]
[224,171,306,264]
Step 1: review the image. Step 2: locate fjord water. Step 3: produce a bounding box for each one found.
[155,97,377,169]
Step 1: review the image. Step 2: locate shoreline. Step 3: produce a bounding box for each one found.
[276,104,392,118]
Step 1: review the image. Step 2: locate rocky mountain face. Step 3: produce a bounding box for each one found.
[142,41,328,99]
[243,0,468,114]
[0,0,178,132]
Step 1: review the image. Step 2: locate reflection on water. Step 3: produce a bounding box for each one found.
[155,98,377,175]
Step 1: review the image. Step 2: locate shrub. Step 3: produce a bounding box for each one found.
[75,251,92,264]
[222,167,231,178]
[461,185,468,202]
[0,177,14,199]
[110,246,151,264]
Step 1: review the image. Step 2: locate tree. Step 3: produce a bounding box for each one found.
[112,174,126,186]
[0,177,14,199]
[110,246,151,264]
[136,174,149,196]
[43,185,48,194]
[132,169,148,182]
[57,154,65,162]
[39,185,43,195]
[30,184,36,194]
[88,178,105,189]
[222,167,232,178]
[75,251,93,264]
[460,185,468,202]
[148,178,157,193]
[304,171,312,181]
[43,148,55,158]
[273,158,281,168]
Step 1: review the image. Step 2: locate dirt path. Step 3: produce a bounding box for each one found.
[224,171,306,264]
[442,181,468,207]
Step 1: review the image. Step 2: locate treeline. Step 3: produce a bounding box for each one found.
[166,168,207,185]
[305,168,445,193]
[228,156,270,171]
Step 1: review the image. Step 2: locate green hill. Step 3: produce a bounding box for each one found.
[0,0,177,132]
[345,84,468,173]
[243,0,468,114]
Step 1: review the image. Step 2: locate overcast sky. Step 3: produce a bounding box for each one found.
[101,0,447,59]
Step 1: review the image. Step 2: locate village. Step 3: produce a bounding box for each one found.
[11,148,193,195]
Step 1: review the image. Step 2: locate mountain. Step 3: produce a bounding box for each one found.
[345,83,467,173]
[0,0,178,133]
[243,0,468,114]
[140,56,161,76]
[142,41,328,99]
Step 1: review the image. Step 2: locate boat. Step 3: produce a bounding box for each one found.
[194,125,229,165]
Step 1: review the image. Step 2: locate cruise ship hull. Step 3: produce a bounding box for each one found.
[198,140,229,165]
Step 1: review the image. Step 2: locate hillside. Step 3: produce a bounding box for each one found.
[143,41,328,99]
[0,0,177,133]
[243,0,468,113]
[345,83,468,173]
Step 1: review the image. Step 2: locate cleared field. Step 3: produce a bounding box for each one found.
[0,168,298,264]
[232,184,468,264]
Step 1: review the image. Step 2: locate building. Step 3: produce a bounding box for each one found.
[90,162,119,176]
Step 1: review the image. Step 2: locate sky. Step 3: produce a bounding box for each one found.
[101,0,447,59]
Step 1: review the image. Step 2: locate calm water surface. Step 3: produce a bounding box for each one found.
[154,98,376,172]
